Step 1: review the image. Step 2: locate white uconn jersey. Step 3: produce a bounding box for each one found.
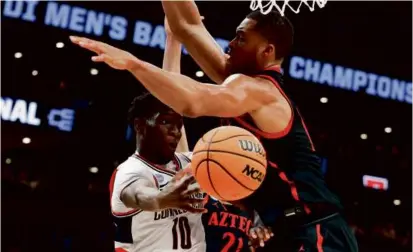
[109,152,206,252]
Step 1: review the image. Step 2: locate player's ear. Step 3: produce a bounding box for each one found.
[263,43,275,58]
[134,118,145,134]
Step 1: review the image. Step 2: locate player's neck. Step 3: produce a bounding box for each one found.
[136,147,171,165]
[264,62,281,69]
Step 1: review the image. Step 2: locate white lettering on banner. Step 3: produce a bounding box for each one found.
[377,76,391,98]
[319,63,333,85]
[45,2,70,28]
[289,56,305,79]
[391,79,405,101]
[333,66,352,90]
[150,25,166,49]
[85,10,105,36]
[69,6,87,32]
[10,100,29,123]
[0,97,75,132]
[22,0,38,22]
[4,1,409,103]
[44,3,128,39]
[3,0,39,21]
[109,16,127,41]
[304,59,320,82]
[4,1,228,54]
[352,70,367,91]
[406,83,412,103]
[48,109,75,132]
[289,56,412,104]
[366,73,378,96]
[1,97,13,120]
[0,98,41,126]
[133,20,151,46]
[3,0,24,19]
[27,102,41,125]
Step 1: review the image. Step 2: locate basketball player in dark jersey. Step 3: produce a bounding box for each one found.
[70,2,358,250]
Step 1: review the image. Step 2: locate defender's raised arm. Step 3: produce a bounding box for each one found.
[162,1,228,84]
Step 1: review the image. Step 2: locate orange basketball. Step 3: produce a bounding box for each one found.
[191,126,267,201]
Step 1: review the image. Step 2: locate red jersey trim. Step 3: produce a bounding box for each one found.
[316,224,325,252]
[109,168,143,217]
[296,108,316,151]
[269,161,311,214]
[132,154,179,176]
[264,65,282,73]
[233,74,294,139]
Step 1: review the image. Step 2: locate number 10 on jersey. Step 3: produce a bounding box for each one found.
[172,217,192,249]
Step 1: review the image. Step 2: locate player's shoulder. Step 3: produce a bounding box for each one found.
[175,151,193,162]
[115,155,152,176]
[223,74,253,85]
[224,74,275,91]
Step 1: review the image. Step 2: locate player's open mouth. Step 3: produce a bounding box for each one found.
[168,141,178,149]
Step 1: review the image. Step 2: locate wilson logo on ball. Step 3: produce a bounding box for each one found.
[238,140,265,157]
[242,165,264,182]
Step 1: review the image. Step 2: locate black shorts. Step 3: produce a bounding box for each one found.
[257,214,358,252]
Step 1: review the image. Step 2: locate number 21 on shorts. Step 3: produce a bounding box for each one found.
[222,232,243,252]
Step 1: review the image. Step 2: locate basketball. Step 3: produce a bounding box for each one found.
[191,126,267,201]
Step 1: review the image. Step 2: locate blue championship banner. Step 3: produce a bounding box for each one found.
[1,97,75,132]
[2,1,411,104]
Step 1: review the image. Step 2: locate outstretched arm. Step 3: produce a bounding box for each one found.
[162,1,228,84]
[121,174,205,213]
[162,18,189,153]
[70,37,285,120]
[127,65,278,118]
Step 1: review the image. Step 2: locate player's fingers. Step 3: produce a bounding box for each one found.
[182,187,202,197]
[250,228,258,239]
[264,227,274,239]
[79,40,105,54]
[180,175,196,188]
[255,228,265,247]
[181,204,207,214]
[248,234,260,249]
[69,36,81,44]
[185,197,204,205]
[92,54,108,62]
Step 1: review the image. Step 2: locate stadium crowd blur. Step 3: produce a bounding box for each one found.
[2,1,412,251]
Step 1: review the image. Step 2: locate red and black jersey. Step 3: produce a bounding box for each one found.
[221,66,342,217]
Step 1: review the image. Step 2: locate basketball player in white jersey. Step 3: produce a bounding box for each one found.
[108,17,206,251]
[109,92,206,252]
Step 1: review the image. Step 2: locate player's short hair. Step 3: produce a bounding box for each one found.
[246,10,294,60]
[127,92,170,127]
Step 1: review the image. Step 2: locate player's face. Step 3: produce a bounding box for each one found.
[227,18,268,74]
[145,109,183,158]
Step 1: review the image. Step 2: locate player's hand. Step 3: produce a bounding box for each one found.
[248,226,274,248]
[159,172,207,214]
[70,36,137,70]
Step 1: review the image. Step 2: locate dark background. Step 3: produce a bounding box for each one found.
[2,1,412,251]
